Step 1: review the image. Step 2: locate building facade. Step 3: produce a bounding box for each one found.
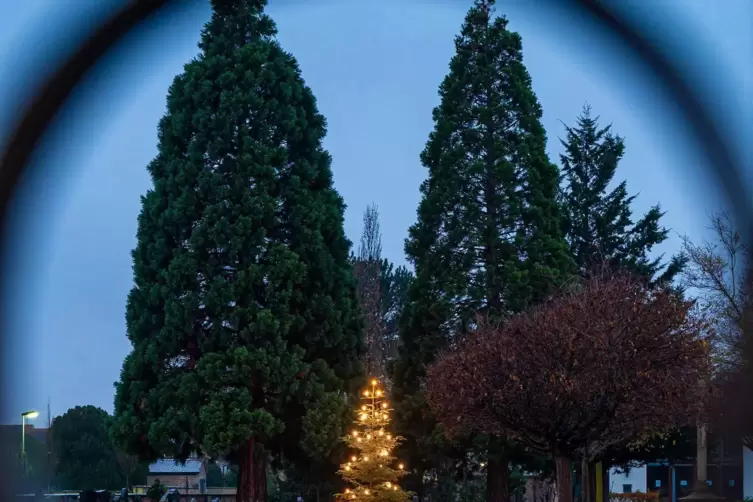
[147,458,208,493]
[609,445,753,501]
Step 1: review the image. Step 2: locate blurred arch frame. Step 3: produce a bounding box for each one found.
[0,0,748,479]
[3,0,749,226]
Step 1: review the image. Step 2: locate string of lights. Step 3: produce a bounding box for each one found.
[337,379,412,501]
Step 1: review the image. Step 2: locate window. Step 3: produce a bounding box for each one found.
[623,485,633,494]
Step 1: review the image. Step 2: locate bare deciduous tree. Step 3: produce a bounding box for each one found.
[681,211,753,448]
[680,211,750,366]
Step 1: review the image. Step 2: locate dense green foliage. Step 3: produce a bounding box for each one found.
[51,406,124,491]
[207,462,240,487]
[391,0,573,498]
[147,479,167,501]
[558,105,684,284]
[207,463,225,487]
[111,0,363,498]
[380,258,412,363]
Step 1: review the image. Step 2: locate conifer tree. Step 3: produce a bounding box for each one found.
[559,104,685,284]
[391,1,573,500]
[336,379,412,502]
[111,1,363,501]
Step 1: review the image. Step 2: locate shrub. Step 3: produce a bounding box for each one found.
[609,491,660,502]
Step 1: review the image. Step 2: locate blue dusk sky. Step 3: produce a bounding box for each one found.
[0,0,750,424]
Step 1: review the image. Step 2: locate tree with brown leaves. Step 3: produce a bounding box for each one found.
[426,272,710,502]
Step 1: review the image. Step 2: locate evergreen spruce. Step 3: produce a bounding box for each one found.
[391,1,573,500]
[111,1,363,501]
[336,379,412,501]
[559,104,685,284]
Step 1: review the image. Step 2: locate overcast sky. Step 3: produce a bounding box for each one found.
[0,0,750,424]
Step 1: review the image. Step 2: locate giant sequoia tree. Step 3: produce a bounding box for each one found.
[391,1,573,500]
[111,1,363,501]
[559,105,684,284]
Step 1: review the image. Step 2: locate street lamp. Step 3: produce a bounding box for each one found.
[680,377,723,502]
[21,410,39,458]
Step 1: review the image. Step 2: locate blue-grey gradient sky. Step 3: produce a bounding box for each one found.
[0,0,750,424]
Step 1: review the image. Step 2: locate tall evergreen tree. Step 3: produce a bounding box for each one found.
[558,104,685,284]
[110,1,363,501]
[391,1,573,501]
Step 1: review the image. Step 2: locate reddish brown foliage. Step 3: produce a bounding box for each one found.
[609,492,660,502]
[426,272,711,459]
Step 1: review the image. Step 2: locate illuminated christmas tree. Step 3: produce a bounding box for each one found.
[336,379,413,501]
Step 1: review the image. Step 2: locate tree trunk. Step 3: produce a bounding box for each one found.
[253,453,267,502]
[556,456,573,502]
[581,458,591,502]
[599,463,609,502]
[236,437,257,502]
[487,455,509,502]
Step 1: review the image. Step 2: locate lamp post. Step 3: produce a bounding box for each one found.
[679,423,724,502]
[681,373,722,502]
[21,410,39,460]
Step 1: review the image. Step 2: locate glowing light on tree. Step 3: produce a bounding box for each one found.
[336,379,413,501]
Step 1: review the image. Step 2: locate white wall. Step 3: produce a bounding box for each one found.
[610,465,647,494]
[744,446,753,499]
[608,446,753,498]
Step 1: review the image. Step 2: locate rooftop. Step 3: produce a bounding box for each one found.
[149,458,204,475]
[0,425,49,444]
